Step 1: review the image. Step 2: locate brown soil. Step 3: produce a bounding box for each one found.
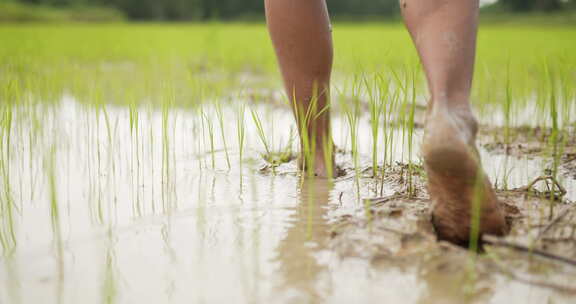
[328,163,576,298]
[478,124,576,179]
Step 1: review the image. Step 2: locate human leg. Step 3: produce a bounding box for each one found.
[265,0,334,177]
[401,0,507,245]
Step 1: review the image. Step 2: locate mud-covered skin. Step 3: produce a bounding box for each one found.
[423,103,508,245]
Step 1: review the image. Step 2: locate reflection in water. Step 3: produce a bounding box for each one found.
[275,178,334,303]
[0,114,17,254]
[415,253,493,304]
[2,256,20,304]
[47,145,65,304]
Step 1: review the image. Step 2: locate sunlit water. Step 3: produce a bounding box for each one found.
[0,97,574,304]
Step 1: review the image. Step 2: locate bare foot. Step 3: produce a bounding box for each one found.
[422,103,507,246]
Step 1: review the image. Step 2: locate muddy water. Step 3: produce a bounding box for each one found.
[1,98,575,304]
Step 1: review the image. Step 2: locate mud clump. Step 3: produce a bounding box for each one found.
[329,163,576,297]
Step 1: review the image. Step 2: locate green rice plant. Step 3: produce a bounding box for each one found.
[293,92,314,178]
[46,143,64,304]
[161,86,180,212]
[129,98,142,217]
[292,84,331,179]
[250,105,296,170]
[192,114,203,172]
[390,68,407,161]
[340,76,361,195]
[496,156,514,191]
[83,106,95,216]
[46,144,63,256]
[313,103,332,178]
[250,108,272,159]
[101,106,120,213]
[196,106,207,170]
[541,60,566,217]
[308,84,335,177]
[236,103,246,179]
[0,103,17,255]
[364,73,386,178]
[503,59,513,147]
[171,107,179,209]
[161,90,172,212]
[91,90,106,224]
[201,108,216,170]
[379,81,400,195]
[215,100,231,170]
[558,57,574,131]
[27,103,42,202]
[543,61,561,178]
[321,130,334,180]
[391,67,418,196]
[148,108,157,214]
[405,67,418,197]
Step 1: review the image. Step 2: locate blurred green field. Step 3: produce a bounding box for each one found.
[1,23,574,125]
[0,2,124,23]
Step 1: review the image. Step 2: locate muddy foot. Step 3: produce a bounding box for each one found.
[423,104,507,246]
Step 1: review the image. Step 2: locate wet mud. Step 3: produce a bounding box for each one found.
[323,154,576,303]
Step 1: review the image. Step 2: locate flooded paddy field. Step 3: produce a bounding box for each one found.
[1,24,576,303]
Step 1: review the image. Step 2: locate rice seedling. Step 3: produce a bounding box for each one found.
[321,130,334,180]
[405,67,418,197]
[364,74,386,178]
[340,77,361,196]
[162,99,171,168]
[45,143,63,270]
[129,97,142,217]
[215,100,231,170]
[294,98,311,178]
[161,89,174,212]
[201,108,216,170]
[289,84,331,179]
[503,59,513,147]
[26,103,42,202]
[390,66,418,196]
[236,102,246,185]
[148,107,157,214]
[379,81,400,195]
[250,108,272,161]
[0,103,17,255]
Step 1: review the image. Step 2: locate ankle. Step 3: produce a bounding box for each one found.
[429,100,478,128]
